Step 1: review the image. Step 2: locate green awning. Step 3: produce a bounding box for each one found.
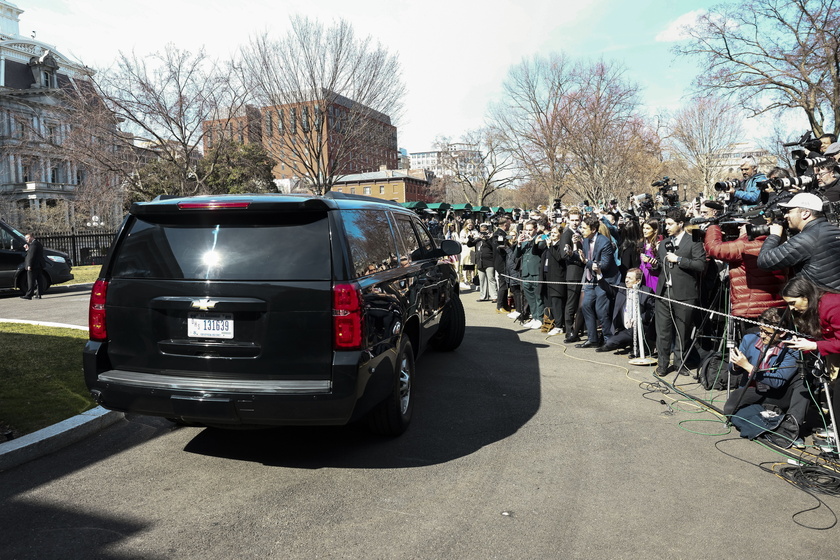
[476,206,491,212]
[427,202,451,211]
[402,201,428,209]
[450,203,473,211]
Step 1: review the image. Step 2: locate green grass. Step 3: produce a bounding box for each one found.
[67,265,102,285]
[0,323,95,439]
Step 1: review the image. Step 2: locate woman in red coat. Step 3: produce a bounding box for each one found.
[782,276,840,449]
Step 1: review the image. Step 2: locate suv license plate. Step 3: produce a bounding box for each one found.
[188,313,234,339]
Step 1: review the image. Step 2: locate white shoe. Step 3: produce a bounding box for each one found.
[522,319,536,328]
[508,311,521,319]
[530,320,543,329]
[459,282,470,290]
[547,327,562,336]
[815,424,835,439]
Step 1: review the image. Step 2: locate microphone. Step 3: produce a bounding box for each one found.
[689,217,717,225]
[704,200,724,211]
[664,238,675,268]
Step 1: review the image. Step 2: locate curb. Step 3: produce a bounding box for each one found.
[0,406,124,472]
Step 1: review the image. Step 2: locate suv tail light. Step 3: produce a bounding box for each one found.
[333,283,363,350]
[89,279,108,341]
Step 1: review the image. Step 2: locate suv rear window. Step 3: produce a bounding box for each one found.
[110,212,331,281]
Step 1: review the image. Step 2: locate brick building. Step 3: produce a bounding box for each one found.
[332,167,433,203]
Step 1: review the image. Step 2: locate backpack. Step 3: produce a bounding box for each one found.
[698,352,741,391]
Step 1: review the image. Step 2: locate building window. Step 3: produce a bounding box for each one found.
[363,186,371,195]
[379,185,384,194]
[51,167,59,183]
[22,165,30,182]
[350,187,356,194]
[76,170,84,185]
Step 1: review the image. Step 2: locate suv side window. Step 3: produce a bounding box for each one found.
[412,217,435,253]
[343,209,400,277]
[394,215,422,265]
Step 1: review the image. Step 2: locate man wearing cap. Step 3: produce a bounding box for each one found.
[824,141,840,161]
[757,193,840,291]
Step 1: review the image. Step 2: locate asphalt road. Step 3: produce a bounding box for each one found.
[0,290,838,558]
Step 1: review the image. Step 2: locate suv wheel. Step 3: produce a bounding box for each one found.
[368,338,414,436]
[429,294,465,351]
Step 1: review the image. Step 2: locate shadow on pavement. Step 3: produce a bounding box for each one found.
[182,325,541,468]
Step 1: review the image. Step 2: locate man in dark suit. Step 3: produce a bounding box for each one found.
[576,215,621,348]
[21,233,45,300]
[560,210,584,343]
[595,268,655,356]
[654,209,706,376]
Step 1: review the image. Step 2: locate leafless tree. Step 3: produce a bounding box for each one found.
[490,54,574,203]
[65,44,250,201]
[666,95,745,196]
[675,0,840,136]
[237,16,406,195]
[434,128,519,206]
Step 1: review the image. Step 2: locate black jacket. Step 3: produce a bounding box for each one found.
[24,238,44,271]
[468,234,496,270]
[757,218,840,291]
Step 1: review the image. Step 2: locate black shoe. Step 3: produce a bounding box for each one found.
[596,345,617,353]
[575,340,602,349]
[628,351,638,359]
[476,298,490,302]
[564,335,581,343]
[677,367,693,376]
[654,368,668,377]
[19,295,31,300]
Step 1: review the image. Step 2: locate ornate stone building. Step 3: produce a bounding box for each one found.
[0,1,117,228]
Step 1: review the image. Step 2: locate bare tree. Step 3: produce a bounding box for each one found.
[237,16,406,195]
[666,95,745,196]
[65,44,250,201]
[490,54,574,203]
[558,59,657,204]
[435,128,519,206]
[675,0,840,136]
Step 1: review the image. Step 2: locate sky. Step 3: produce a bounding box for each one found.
[20,0,802,152]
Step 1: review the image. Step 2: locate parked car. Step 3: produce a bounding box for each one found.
[0,219,74,293]
[84,193,465,435]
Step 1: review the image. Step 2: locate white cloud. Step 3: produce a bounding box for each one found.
[655,9,706,42]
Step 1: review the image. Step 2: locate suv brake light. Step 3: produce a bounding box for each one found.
[89,279,108,341]
[333,283,363,350]
[177,200,251,210]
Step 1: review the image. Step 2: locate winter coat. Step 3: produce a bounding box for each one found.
[704,225,788,318]
[757,218,840,291]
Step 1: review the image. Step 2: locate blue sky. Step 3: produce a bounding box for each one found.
[22,0,802,151]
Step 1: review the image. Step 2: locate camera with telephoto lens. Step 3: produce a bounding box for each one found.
[769,175,816,191]
[714,180,740,192]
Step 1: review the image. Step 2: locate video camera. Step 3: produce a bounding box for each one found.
[651,176,679,206]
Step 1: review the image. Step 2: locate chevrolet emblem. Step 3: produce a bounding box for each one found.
[191,298,218,311]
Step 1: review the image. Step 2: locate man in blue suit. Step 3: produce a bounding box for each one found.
[575,215,621,348]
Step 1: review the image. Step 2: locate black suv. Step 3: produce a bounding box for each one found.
[83,193,464,435]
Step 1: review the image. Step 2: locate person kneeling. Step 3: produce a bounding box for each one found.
[596,268,655,357]
[725,307,808,445]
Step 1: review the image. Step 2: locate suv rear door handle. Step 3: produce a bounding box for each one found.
[148,296,267,312]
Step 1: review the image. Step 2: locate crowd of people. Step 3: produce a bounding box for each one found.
[430,155,840,454]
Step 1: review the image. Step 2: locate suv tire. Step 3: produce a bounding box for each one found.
[430,294,465,351]
[368,338,414,436]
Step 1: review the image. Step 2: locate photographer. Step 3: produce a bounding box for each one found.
[514,220,546,329]
[468,223,498,303]
[820,134,838,154]
[560,210,585,343]
[703,220,788,325]
[726,157,766,210]
[757,193,840,291]
[813,159,840,202]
